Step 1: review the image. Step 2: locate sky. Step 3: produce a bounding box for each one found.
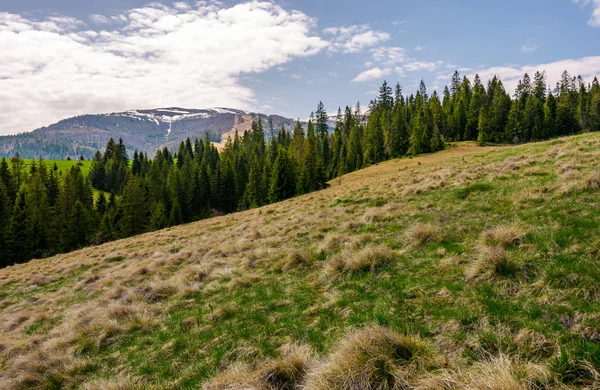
[0,0,599,135]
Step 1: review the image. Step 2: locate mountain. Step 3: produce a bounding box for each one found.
[1,134,599,388]
[0,108,302,160]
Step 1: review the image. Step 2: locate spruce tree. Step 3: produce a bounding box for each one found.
[269,147,296,203]
[0,182,12,266]
[150,202,169,230]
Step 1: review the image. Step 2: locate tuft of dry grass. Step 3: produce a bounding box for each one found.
[405,223,444,246]
[81,375,148,390]
[284,249,316,270]
[260,344,314,390]
[212,305,238,321]
[318,233,350,255]
[325,246,395,275]
[482,225,527,248]
[202,363,260,390]
[203,343,314,390]
[464,355,552,390]
[416,355,552,390]
[467,246,520,282]
[585,172,600,189]
[303,325,434,390]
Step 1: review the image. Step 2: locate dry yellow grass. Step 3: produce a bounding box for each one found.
[303,326,434,390]
[325,245,396,275]
[405,223,444,246]
[482,225,527,248]
[1,136,599,389]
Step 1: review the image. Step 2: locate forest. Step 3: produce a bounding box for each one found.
[1,69,599,267]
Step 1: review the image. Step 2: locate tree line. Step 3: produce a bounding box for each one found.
[1,69,599,267]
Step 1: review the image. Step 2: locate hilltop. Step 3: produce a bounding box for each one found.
[0,108,302,160]
[1,134,599,389]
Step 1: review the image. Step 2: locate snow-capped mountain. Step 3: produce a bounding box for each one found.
[0,108,298,160]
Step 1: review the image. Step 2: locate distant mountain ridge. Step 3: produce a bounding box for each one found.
[0,107,304,160]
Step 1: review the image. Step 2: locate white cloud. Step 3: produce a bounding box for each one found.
[468,56,600,94]
[0,2,328,135]
[324,24,390,53]
[520,43,538,53]
[90,14,110,24]
[352,46,443,82]
[352,67,389,82]
[572,0,600,26]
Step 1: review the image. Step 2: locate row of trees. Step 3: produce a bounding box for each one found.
[329,70,599,177]
[1,70,598,267]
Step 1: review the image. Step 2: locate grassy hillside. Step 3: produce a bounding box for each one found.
[1,135,599,389]
[21,159,92,175]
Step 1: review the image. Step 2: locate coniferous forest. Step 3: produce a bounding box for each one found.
[1,70,599,267]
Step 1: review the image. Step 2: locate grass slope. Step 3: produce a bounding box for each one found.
[1,136,600,389]
[21,159,92,176]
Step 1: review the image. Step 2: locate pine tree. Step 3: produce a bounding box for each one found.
[169,200,183,226]
[269,147,296,203]
[24,174,50,258]
[150,202,169,230]
[544,92,557,138]
[10,189,28,264]
[96,192,108,216]
[0,157,16,204]
[119,176,148,237]
[477,109,488,145]
[0,181,12,266]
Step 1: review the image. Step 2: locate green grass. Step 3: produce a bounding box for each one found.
[2,135,600,389]
[21,159,92,175]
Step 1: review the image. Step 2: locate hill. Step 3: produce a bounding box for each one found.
[0,108,302,160]
[1,134,599,389]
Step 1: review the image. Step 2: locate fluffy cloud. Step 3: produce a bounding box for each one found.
[352,67,389,82]
[573,0,600,26]
[0,2,329,135]
[520,43,538,53]
[324,24,390,53]
[352,46,443,82]
[468,56,600,94]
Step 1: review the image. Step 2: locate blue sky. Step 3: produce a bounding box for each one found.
[0,0,599,135]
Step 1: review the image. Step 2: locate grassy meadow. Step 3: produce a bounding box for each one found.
[21,159,92,176]
[1,135,599,389]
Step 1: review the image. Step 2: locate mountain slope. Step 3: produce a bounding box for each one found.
[0,108,299,159]
[1,136,600,389]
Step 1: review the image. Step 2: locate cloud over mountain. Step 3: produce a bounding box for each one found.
[0,2,329,135]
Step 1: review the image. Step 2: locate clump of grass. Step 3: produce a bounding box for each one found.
[466,355,552,390]
[418,355,552,389]
[325,246,395,275]
[81,375,147,390]
[318,232,350,255]
[481,225,527,248]
[212,305,238,321]
[260,344,314,390]
[283,249,316,270]
[105,255,126,263]
[203,344,314,390]
[303,326,433,390]
[405,223,444,246]
[456,183,493,200]
[202,363,259,390]
[585,172,600,190]
[467,246,521,282]
[550,348,599,386]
